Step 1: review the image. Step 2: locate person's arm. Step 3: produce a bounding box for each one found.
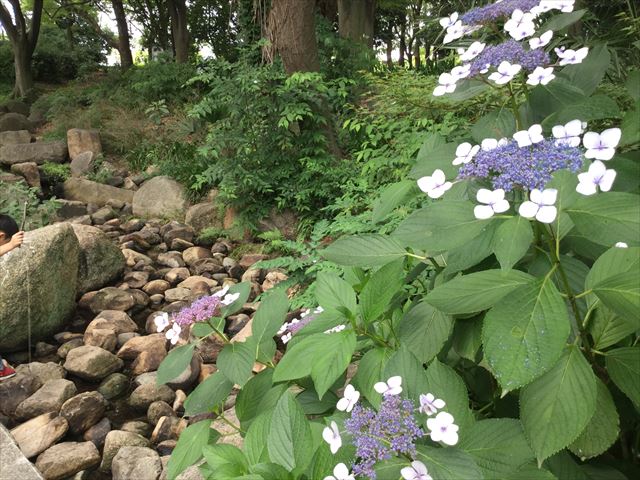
[0,231,24,257]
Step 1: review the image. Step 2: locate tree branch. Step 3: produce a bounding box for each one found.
[28,0,44,55]
[0,3,18,43]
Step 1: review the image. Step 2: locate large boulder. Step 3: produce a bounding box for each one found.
[0,112,33,132]
[0,130,31,147]
[35,441,101,480]
[1,99,30,116]
[63,177,134,207]
[64,346,124,381]
[0,141,67,166]
[112,446,162,480]
[66,128,102,161]
[71,224,125,294]
[10,162,41,190]
[0,223,79,351]
[133,176,189,220]
[10,412,69,458]
[184,202,222,232]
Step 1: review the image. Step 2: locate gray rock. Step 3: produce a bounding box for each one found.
[2,99,30,116]
[83,417,111,449]
[60,391,107,434]
[87,287,136,313]
[10,161,41,190]
[0,130,31,147]
[129,384,176,411]
[185,202,222,232]
[147,401,176,426]
[112,446,161,480]
[100,430,150,472]
[55,200,88,220]
[133,176,189,220]
[164,287,191,303]
[63,177,134,207]
[57,338,84,359]
[0,141,67,165]
[67,129,102,161]
[71,224,125,294]
[70,151,95,176]
[157,251,185,268]
[0,373,42,417]
[0,423,45,480]
[0,224,79,351]
[97,373,129,400]
[89,310,138,335]
[121,420,151,437]
[35,441,101,480]
[91,206,116,225]
[0,112,33,132]
[176,465,205,480]
[10,412,68,458]
[14,362,65,385]
[64,346,124,382]
[14,379,77,420]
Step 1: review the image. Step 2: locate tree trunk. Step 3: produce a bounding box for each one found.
[317,0,338,25]
[0,0,44,98]
[265,0,320,74]
[386,40,393,67]
[168,0,190,63]
[111,0,134,68]
[399,20,406,67]
[413,37,421,69]
[338,0,375,48]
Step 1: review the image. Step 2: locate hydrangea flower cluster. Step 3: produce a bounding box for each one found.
[153,286,240,344]
[417,122,622,225]
[323,377,458,479]
[277,306,324,344]
[434,1,584,96]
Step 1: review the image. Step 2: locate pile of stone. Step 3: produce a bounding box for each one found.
[0,213,288,480]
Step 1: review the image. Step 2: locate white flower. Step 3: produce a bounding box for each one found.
[417,170,452,199]
[443,21,465,44]
[615,242,628,248]
[479,63,491,74]
[281,332,292,344]
[529,30,553,49]
[452,142,480,165]
[513,124,544,147]
[555,47,589,65]
[165,323,181,345]
[401,461,433,480]
[213,285,229,298]
[519,188,558,224]
[427,411,459,446]
[481,137,508,151]
[450,64,471,80]
[488,61,522,85]
[439,12,458,29]
[325,324,346,334]
[277,322,289,335]
[583,128,622,161]
[531,2,554,14]
[221,292,240,306]
[419,393,446,416]
[541,0,575,12]
[324,463,355,480]
[433,72,457,96]
[322,421,342,454]
[576,161,616,196]
[459,41,485,62]
[374,376,403,396]
[154,312,170,332]
[526,66,555,86]
[552,119,584,147]
[504,9,536,40]
[336,384,360,413]
[474,188,510,219]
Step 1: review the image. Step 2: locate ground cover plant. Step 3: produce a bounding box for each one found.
[156,2,639,479]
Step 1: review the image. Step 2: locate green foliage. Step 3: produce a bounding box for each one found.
[0,181,58,229]
[39,162,71,183]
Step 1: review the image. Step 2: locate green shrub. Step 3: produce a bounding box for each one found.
[40,162,71,183]
[0,181,58,229]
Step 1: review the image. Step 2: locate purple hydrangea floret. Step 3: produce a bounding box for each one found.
[461,0,541,25]
[345,395,424,479]
[171,294,222,326]
[469,40,550,76]
[458,139,584,191]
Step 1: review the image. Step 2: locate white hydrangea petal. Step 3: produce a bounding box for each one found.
[476,188,494,204]
[336,397,349,411]
[513,130,533,147]
[417,176,437,193]
[474,205,495,219]
[599,169,616,192]
[433,398,446,409]
[600,128,622,148]
[615,242,628,248]
[540,188,558,205]
[493,199,510,213]
[433,85,447,96]
[519,201,539,219]
[536,206,557,223]
[576,181,597,196]
[441,426,460,446]
[565,119,583,136]
[529,188,543,204]
[374,382,388,394]
[456,142,472,157]
[334,463,350,478]
[481,138,498,151]
[431,169,446,185]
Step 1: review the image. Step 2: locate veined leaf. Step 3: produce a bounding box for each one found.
[236,370,274,426]
[569,379,620,459]
[398,302,452,363]
[393,201,495,252]
[352,347,392,409]
[314,271,357,316]
[520,346,598,463]
[426,269,534,314]
[459,419,534,477]
[605,347,640,407]
[184,372,234,416]
[589,306,637,350]
[471,108,516,143]
[483,277,570,392]
[267,392,313,471]
[384,345,429,401]
[424,359,474,434]
[415,446,483,480]
[585,246,640,304]
[540,9,586,32]
[592,271,640,327]
[322,234,407,267]
[559,43,610,96]
[157,343,195,385]
[359,259,404,323]
[310,330,357,399]
[492,216,533,271]
[243,412,271,466]
[167,420,217,480]
[372,180,416,223]
[566,193,640,247]
[217,341,255,387]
